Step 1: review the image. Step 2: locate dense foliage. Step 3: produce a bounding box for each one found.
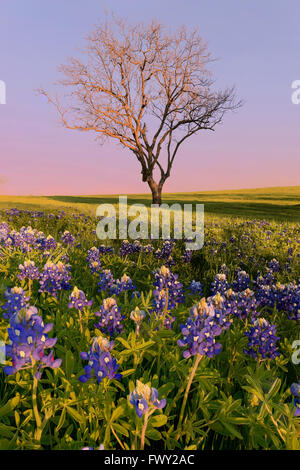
[0,207,299,450]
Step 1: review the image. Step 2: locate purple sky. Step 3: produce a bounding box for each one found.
[0,0,300,195]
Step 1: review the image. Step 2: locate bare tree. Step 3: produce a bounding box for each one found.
[40,15,240,204]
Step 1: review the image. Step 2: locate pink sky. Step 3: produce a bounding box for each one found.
[1,0,300,195]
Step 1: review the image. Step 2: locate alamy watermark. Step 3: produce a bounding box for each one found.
[292,340,300,365]
[0,80,6,104]
[96,196,204,251]
[0,341,5,364]
[291,80,300,104]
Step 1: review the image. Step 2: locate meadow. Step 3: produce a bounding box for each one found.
[1,186,300,222]
[0,187,299,450]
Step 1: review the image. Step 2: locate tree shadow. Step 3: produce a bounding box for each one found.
[47,196,300,222]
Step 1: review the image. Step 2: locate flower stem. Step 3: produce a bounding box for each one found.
[161,288,169,328]
[78,309,83,334]
[32,376,43,443]
[176,353,202,439]
[140,410,149,450]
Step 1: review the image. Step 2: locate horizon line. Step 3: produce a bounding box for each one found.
[0,185,300,198]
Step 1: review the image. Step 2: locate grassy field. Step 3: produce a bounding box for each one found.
[0,186,299,450]
[0,186,300,222]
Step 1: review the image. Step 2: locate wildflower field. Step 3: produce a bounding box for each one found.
[0,190,299,450]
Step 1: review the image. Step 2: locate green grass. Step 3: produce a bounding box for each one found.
[0,186,300,222]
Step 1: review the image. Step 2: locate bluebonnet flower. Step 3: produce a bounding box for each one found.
[142,244,154,254]
[4,229,26,252]
[61,231,75,247]
[178,299,225,359]
[232,270,250,292]
[165,256,176,268]
[79,336,122,384]
[129,380,166,418]
[39,261,71,297]
[152,289,176,329]
[182,250,193,263]
[244,318,280,360]
[98,244,114,255]
[154,240,175,260]
[18,260,40,281]
[188,280,203,296]
[44,235,58,250]
[98,270,135,296]
[211,287,259,321]
[211,273,230,295]
[0,221,10,242]
[98,269,116,293]
[220,264,229,276]
[290,383,300,417]
[4,227,46,253]
[68,287,93,311]
[19,226,37,246]
[288,247,294,257]
[267,258,281,273]
[282,283,300,320]
[212,288,255,320]
[151,266,184,329]
[2,287,30,320]
[205,293,233,330]
[119,240,141,256]
[153,265,185,310]
[112,273,135,295]
[255,279,300,320]
[3,306,61,379]
[87,247,102,274]
[35,234,57,251]
[235,288,259,320]
[94,298,124,337]
[130,307,146,336]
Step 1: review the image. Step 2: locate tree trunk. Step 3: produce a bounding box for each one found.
[147,179,163,205]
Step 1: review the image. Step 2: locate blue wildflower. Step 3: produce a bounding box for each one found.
[18,260,40,281]
[290,383,300,417]
[61,230,75,247]
[39,261,71,297]
[94,298,124,337]
[2,287,30,320]
[244,318,280,360]
[178,298,226,359]
[3,306,61,379]
[79,336,122,384]
[129,380,166,418]
[68,287,93,311]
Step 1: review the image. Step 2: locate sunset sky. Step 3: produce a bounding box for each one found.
[1,0,300,195]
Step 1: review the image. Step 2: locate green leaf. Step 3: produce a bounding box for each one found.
[111,405,125,423]
[56,407,67,433]
[120,369,135,378]
[0,439,12,450]
[146,428,162,440]
[14,411,20,428]
[66,406,86,426]
[266,378,281,400]
[112,422,129,437]
[115,337,131,349]
[0,423,15,438]
[150,414,168,428]
[0,396,20,418]
[154,330,175,339]
[65,350,75,379]
[221,420,243,440]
